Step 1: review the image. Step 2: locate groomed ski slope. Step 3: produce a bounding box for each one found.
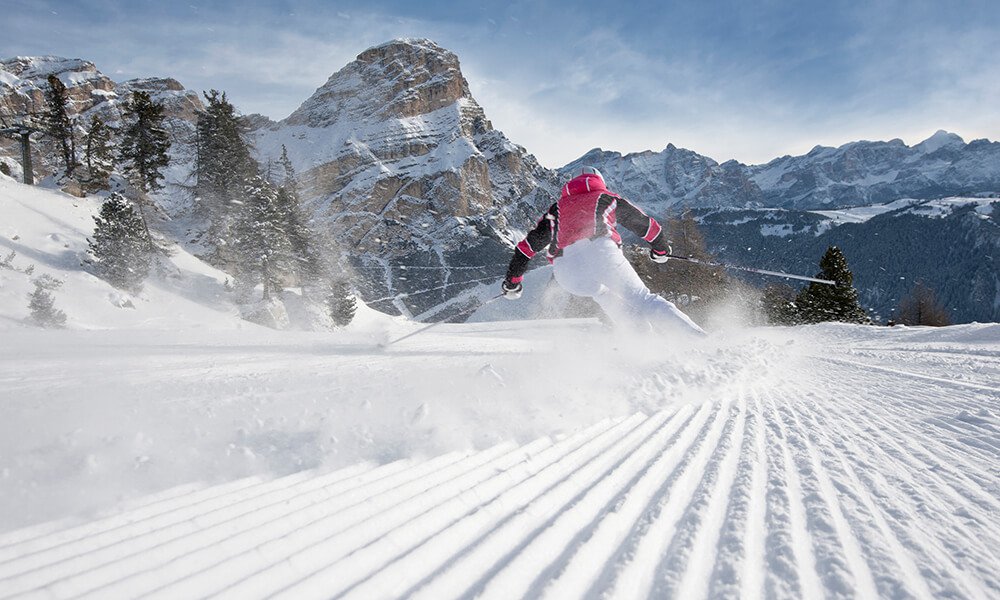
[1,321,998,599]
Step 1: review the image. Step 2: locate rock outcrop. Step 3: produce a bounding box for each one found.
[252,39,559,317]
[0,56,203,189]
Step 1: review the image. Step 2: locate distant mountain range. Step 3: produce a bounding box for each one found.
[563,130,1000,210]
[2,42,998,323]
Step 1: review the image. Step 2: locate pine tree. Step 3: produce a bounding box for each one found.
[89,193,153,293]
[762,283,801,325]
[272,148,320,282]
[195,90,258,211]
[118,91,170,193]
[232,176,294,300]
[278,144,296,188]
[796,246,869,324]
[897,281,952,326]
[195,90,258,248]
[27,275,67,328]
[43,74,77,176]
[328,277,357,327]
[83,115,114,189]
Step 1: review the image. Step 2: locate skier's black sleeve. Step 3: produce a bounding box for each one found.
[615,196,669,252]
[505,203,557,282]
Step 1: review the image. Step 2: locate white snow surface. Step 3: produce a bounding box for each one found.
[811,196,998,224]
[2,176,1000,598]
[2,317,999,598]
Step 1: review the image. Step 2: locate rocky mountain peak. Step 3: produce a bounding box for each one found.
[915,129,965,154]
[0,56,102,82]
[0,56,115,120]
[284,38,475,128]
[251,39,557,317]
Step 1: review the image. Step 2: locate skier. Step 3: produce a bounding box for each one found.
[501,166,705,336]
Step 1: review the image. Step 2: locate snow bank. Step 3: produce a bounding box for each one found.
[0,178,249,330]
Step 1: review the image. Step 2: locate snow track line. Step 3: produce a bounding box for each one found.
[672,396,747,600]
[824,425,996,597]
[334,416,640,600]
[200,442,529,600]
[0,462,396,599]
[761,394,824,600]
[4,342,998,600]
[0,475,269,572]
[487,404,702,600]
[814,355,1000,393]
[696,389,767,600]
[791,396,936,599]
[59,452,466,600]
[798,379,999,597]
[604,400,733,600]
[406,411,664,600]
[811,368,1000,520]
[522,403,706,600]
[141,417,631,600]
[0,483,206,551]
[602,399,743,600]
[773,396,881,599]
[286,418,625,599]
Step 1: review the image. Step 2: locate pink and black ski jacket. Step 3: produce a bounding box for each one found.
[505,172,669,283]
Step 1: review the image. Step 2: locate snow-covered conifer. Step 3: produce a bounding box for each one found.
[118,91,170,194]
[275,181,320,282]
[89,193,153,293]
[232,176,294,300]
[27,274,67,328]
[328,277,356,327]
[195,91,257,239]
[83,115,114,190]
[796,246,869,324]
[278,144,296,189]
[762,283,800,325]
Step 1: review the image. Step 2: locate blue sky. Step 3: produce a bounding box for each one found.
[4,0,998,168]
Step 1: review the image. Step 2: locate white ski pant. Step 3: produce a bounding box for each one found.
[552,237,705,336]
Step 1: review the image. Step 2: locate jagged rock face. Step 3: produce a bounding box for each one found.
[560,145,764,213]
[253,39,559,318]
[117,77,203,123]
[747,132,1000,207]
[0,57,115,119]
[0,56,203,187]
[285,39,473,127]
[564,131,1000,211]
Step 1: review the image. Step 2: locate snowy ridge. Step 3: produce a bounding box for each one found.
[565,131,1000,211]
[2,323,998,599]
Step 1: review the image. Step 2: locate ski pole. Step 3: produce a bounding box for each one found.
[665,254,836,285]
[382,293,505,347]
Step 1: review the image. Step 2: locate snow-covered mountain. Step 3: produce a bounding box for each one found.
[564,131,1000,211]
[562,145,764,210]
[750,131,1000,208]
[3,46,999,326]
[250,39,559,318]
